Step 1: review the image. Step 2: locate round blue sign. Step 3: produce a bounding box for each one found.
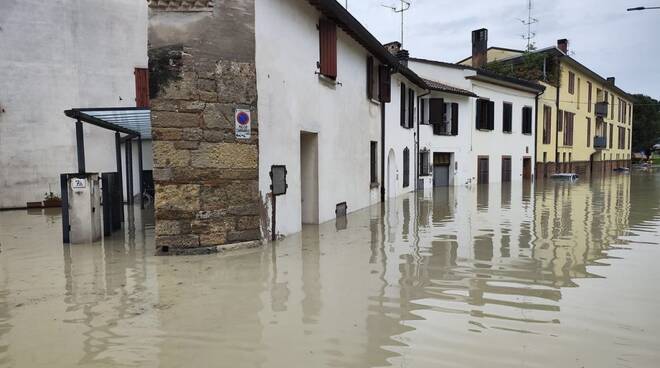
[237,111,250,125]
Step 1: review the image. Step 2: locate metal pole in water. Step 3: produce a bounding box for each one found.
[271,194,277,242]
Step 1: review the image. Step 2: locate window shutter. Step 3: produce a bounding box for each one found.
[522,107,532,134]
[319,18,337,79]
[476,100,483,129]
[378,65,391,102]
[503,103,512,132]
[403,148,410,187]
[400,82,406,127]
[558,110,563,131]
[429,98,444,124]
[408,88,415,128]
[134,68,149,107]
[487,101,495,130]
[451,103,459,136]
[420,98,425,124]
[366,56,374,100]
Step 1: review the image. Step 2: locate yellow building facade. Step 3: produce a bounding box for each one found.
[536,54,634,178]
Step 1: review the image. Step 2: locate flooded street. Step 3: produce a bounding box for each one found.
[1,173,659,367]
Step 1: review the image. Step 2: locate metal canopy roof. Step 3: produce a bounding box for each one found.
[64,107,151,139]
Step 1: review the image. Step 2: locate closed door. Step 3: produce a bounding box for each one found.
[501,157,512,183]
[523,157,532,180]
[433,165,449,187]
[477,157,489,184]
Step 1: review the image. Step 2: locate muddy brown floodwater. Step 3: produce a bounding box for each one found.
[1,172,660,367]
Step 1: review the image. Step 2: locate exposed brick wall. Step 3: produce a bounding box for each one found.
[149,1,260,254]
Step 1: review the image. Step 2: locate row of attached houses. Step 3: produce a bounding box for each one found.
[148,0,545,254]
[458,34,634,179]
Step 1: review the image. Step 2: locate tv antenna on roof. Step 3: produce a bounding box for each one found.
[382,0,411,46]
[517,0,539,51]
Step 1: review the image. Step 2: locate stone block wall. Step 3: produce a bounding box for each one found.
[149,1,261,254]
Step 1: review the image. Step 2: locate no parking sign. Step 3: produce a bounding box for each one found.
[235,109,251,139]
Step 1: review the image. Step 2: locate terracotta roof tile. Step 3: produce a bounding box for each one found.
[422,79,477,97]
[148,0,214,11]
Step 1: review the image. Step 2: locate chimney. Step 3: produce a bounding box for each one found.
[557,39,569,54]
[384,41,402,56]
[396,49,410,66]
[607,77,615,85]
[471,28,488,68]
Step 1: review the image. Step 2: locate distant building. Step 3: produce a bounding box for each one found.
[458,31,634,177]
[0,0,150,209]
[398,29,544,187]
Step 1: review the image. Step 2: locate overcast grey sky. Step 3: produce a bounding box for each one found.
[341,0,660,98]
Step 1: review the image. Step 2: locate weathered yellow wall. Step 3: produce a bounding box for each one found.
[536,61,633,165]
[458,48,523,66]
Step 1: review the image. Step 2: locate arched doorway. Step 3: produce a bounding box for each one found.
[387,149,397,199]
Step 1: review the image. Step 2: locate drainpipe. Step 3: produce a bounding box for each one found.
[534,91,540,179]
[380,94,386,202]
[554,58,562,173]
[416,90,431,189]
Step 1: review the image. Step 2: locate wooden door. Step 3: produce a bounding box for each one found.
[477,157,489,184]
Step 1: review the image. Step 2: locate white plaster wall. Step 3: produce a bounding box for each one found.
[408,61,475,90]
[417,92,474,187]
[385,74,422,198]
[256,0,382,236]
[471,81,537,183]
[0,0,148,208]
[409,61,537,185]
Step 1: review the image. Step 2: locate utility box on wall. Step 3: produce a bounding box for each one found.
[61,174,102,244]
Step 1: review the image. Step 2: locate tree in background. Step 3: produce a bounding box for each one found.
[631,94,660,153]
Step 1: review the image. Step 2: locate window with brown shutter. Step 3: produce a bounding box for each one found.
[408,88,415,128]
[587,81,592,112]
[522,106,533,135]
[568,71,575,94]
[609,123,613,148]
[543,105,552,144]
[378,65,391,103]
[451,103,459,136]
[563,112,574,146]
[586,117,591,147]
[135,68,149,107]
[503,103,513,133]
[430,98,444,135]
[400,82,407,127]
[319,18,337,80]
[558,109,563,131]
[487,101,495,130]
[475,99,494,131]
[366,56,374,99]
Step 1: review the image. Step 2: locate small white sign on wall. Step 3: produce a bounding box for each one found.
[71,178,87,192]
[235,109,251,139]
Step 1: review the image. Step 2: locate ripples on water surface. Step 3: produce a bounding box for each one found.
[0,172,659,367]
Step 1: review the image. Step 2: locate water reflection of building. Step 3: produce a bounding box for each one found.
[61,208,162,366]
[532,175,631,283]
[372,177,633,366]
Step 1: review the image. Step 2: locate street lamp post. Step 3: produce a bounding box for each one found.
[627,6,660,11]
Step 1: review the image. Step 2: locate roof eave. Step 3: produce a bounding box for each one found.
[468,73,545,94]
[307,0,426,89]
